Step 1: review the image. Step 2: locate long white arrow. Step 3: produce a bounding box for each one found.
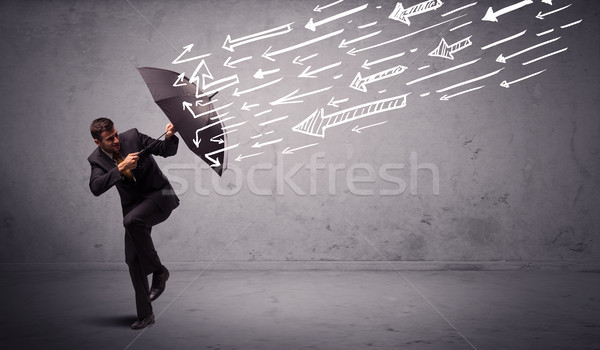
[440,85,485,101]
[232,78,283,97]
[349,64,407,92]
[406,58,480,85]
[183,101,233,119]
[172,44,211,64]
[500,69,546,88]
[241,102,259,111]
[298,61,342,78]
[362,51,405,69]
[223,56,252,68]
[436,68,504,93]
[205,143,239,168]
[482,0,533,22]
[497,36,561,63]
[351,120,388,133]
[305,3,368,31]
[235,152,264,162]
[338,30,382,48]
[254,68,281,79]
[481,30,526,50]
[536,3,571,20]
[282,143,320,155]
[292,93,409,138]
[314,0,344,12]
[270,86,332,105]
[389,0,444,26]
[222,23,293,52]
[262,29,344,61]
[328,96,349,107]
[252,138,284,148]
[293,53,319,65]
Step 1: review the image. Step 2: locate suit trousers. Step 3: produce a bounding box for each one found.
[123,198,172,319]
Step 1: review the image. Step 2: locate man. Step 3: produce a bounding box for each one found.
[88,117,179,330]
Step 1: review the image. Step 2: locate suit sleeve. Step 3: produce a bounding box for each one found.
[136,128,179,158]
[89,161,122,196]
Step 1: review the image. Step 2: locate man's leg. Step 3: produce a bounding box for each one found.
[125,233,153,321]
[123,199,172,276]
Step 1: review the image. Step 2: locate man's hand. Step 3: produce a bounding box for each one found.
[118,153,139,173]
[165,122,177,139]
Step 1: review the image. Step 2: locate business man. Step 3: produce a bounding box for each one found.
[88,117,179,330]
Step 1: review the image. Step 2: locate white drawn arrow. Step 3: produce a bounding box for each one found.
[362,51,405,69]
[352,120,388,133]
[481,30,527,50]
[192,131,202,148]
[232,78,283,97]
[347,15,464,55]
[500,69,546,88]
[241,102,259,111]
[172,44,211,64]
[292,53,319,65]
[183,101,233,119]
[222,23,293,52]
[172,72,187,87]
[298,61,342,78]
[542,0,552,5]
[436,68,504,93]
[305,3,368,31]
[429,36,472,60]
[338,30,382,48]
[282,143,320,155]
[349,64,407,92]
[235,152,264,162]
[205,143,239,168]
[292,94,409,138]
[328,96,349,107]
[407,58,480,85]
[440,85,485,101]
[536,4,571,20]
[482,0,533,22]
[223,56,252,68]
[389,0,444,26]
[270,86,332,105]
[314,0,344,12]
[496,36,561,63]
[259,115,289,126]
[252,138,284,148]
[254,68,281,79]
[262,29,344,61]
[211,129,237,144]
[189,60,239,98]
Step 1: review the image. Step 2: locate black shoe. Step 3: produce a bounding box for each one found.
[149,266,170,302]
[131,314,155,330]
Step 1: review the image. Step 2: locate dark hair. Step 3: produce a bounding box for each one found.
[90,118,114,140]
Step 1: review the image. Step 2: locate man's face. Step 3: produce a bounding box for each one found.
[94,128,120,154]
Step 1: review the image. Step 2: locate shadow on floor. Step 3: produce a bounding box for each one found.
[84,314,136,328]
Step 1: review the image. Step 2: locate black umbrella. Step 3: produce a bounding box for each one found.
[137,67,229,176]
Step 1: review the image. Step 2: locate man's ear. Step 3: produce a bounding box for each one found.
[94,139,101,146]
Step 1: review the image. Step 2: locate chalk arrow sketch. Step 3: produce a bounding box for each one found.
[270,86,332,105]
[205,143,239,168]
[292,53,319,65]
[305,3,368,31]
[292,94,409,138]
[439,85,485,101]
[328,96,349,107]
[298,61,342,78]
[183,101,233,119]
[172,72,187,87]
[481,30,527,50]
[254,68,281,79]
[252,138,284,148]
[429,36,472,60]
[232,78,283,97]
[172,44,211,64]
[352,120,388,133]
[482,0,533,22]
[389,0,444,26]
[282,143,320,155]
[338,30,382,48]
[314,0,344,12]
[536,4,571,20]
[349,64,408,92]
[262,29,344,61]
[362,52,405,69]
[222,23,293,52]
[496,36,561,63]
[189,60,239,98]
[500,69,546,88]
[241,102,259,111]
[235,152,264,162]
[542,0,553,5]
[223,56,252,68]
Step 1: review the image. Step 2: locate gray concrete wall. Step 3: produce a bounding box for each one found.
[0,0,598,264]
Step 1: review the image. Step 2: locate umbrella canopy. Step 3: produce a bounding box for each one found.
[137,67,228,176]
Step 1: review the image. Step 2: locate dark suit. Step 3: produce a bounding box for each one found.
[88,128,179,319]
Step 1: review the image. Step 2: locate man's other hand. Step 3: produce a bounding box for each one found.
[165,122,177,139]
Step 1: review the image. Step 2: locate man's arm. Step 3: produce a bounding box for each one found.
[89,162,121,196]
[137,124,179,158]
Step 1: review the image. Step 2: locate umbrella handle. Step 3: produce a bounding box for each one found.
[137,130,168,157]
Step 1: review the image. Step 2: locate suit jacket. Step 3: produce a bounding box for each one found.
[88,128,180,215]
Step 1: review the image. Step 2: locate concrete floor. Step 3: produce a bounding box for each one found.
[1,269,599,350]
